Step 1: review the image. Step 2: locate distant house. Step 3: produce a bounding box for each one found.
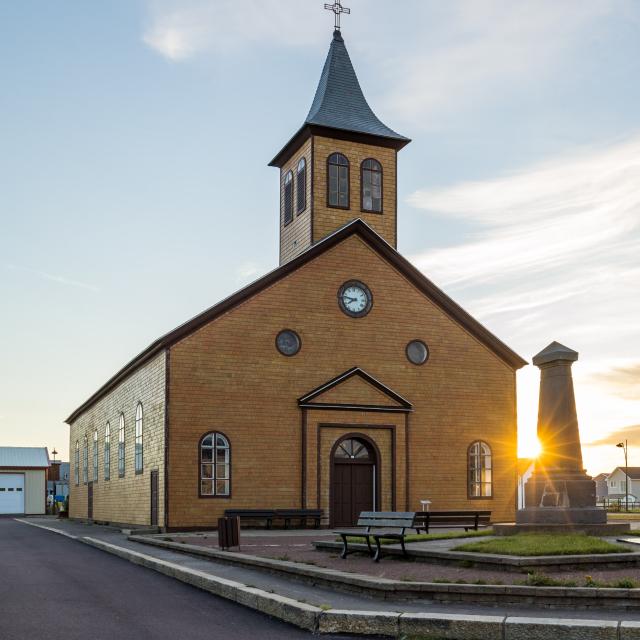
[593,472,609,501]
[0,447,50,515]
[47,461,70,500]
[607,467,640,503]
[517,458,535,509]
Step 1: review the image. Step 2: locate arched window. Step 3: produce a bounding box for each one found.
[104,422,111,481]
[82,436,88,484]
[135,402,143,474]
[74,441,79,485]
[296,157,306,214]
[118,413,125,477]
[468,441,492,498]
[327,153,349,208]
[283,170,293,225]
[361,158,382,212]
[92,429,98,482]
[334,437,372,460]
[200,432,230,497]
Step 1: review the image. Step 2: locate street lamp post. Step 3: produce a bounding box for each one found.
[616,440,628,512]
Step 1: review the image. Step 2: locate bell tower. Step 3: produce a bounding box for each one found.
[269,5,410,265]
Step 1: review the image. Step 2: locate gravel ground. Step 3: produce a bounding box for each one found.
[168,532,640,586]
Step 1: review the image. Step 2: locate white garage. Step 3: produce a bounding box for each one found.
[0,447,49,515]
[0,474,25,514]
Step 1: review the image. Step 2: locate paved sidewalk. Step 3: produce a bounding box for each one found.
[18,517,640,622]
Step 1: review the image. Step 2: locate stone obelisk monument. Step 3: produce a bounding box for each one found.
[495,341,629,535]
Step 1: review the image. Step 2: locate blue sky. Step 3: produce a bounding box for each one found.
[2,1,639,475]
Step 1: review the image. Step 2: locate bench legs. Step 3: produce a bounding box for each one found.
[340,534,373,559]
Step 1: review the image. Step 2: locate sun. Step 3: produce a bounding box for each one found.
[518,434,542,459]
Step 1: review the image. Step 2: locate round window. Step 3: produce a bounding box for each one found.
[276,329,301,356]
[406,340,429,365]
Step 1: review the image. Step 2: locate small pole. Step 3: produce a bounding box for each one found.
[625,439,629,513]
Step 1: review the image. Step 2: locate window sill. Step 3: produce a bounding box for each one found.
[360,208,383,215]
[327,203,350,211]
[198,494,232,499]
[135,469,144,475]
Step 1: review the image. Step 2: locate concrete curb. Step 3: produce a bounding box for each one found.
[17,520,640,639]
[314,539,640,570]
[82,537,322,631]
[129,534,640,611]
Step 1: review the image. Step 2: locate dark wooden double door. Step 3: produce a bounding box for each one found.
[332,462,375,527]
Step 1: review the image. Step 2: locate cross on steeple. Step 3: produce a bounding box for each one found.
[324,1,350,31]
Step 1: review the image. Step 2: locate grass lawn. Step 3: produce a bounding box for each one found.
[454,533,631,556]
[337,529,493,546]
[608,513,640,521]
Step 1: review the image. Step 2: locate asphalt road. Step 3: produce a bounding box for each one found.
[0,517,359,640]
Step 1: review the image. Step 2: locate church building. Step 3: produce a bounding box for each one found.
[66,20,526,530]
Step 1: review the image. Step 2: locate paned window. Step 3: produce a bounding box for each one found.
[283,171,293,225]
[104,422,111,480]
[135,402,143,473]
[361,158,382,212]
[92,429,98,482]
[74,441,79,485]
[118,413,125,477]
[82,436,88,484]
[328,153,349,208]
[334,437,371,460]
[468,441,492,498]
[296,157,306,213]
[200,432,230,497]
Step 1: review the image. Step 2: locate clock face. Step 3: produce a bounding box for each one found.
[338,281,372,317]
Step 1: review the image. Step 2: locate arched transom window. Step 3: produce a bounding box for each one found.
[334,437,372,461]
[468,441,492,498]
[200,432,230,497]
[283,170,293,225]
[135,402,143,474]
[327,153,349,208]
[361,158,382,212]
[296,157,306,213]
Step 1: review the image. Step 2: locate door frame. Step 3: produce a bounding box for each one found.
[329,432,382,527]
[87,481,93,520]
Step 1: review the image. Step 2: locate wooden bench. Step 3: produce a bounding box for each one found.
[334,511,416,562]
[414,510,491,534]
[224,509,276,529]
[275,509,323,529]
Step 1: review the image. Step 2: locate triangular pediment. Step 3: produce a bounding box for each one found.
[298,367,412,413]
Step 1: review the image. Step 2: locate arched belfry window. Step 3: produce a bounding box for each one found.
[296,157,306,214]
[468,441,492,498]
[327,153,349,208]
[283,170,293,225]
[361,158,382,212]
[200,432,230,497]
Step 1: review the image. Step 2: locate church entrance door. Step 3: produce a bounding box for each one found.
[331,436,377,527]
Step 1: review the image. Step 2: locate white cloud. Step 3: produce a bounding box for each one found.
[407,135,640,470]
[142,0,324,61]
[380,0,616,127]
[7,264,99,292]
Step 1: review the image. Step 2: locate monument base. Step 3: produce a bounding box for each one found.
[516,506,606,525]
[494,521,630,536]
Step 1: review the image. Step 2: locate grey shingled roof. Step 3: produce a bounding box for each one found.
[306,30,408,142]
[0,446,49,468]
